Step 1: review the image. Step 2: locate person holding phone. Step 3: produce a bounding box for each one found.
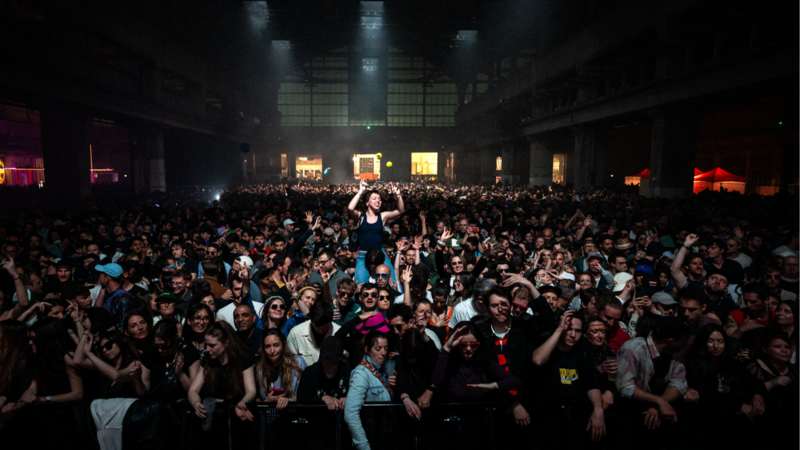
[255,329,306,410]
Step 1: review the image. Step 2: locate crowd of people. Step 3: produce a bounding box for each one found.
[0,179,797,449]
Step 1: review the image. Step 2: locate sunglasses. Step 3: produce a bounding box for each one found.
[154,342,173,350]
[392,324,404,331]
[379,295,390,300]
[375,273,390,280]
[362,292,378,298]
[270,303,286,310]
[458,342,480,349]
[511,302,527,310]
[497,268,509,273]
[101,341,116,351]
[451,261,463,266]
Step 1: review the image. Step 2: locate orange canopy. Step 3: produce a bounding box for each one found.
[631,168,650,179]
[694,168,745,183]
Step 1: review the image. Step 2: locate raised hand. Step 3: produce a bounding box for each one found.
[359,180,368,193]
[684,234,700,248]
[583,215,593,228]
[401,266,413,284]
[305,211,313,224]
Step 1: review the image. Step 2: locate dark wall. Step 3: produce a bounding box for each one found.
[164,128,241,189]
[604,122,653,185]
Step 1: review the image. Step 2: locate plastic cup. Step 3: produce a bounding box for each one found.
[605,356,617,382]
[202,398,216,431]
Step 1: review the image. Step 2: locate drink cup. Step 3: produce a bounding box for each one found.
[606,356,617,382]
[202,398,217,431]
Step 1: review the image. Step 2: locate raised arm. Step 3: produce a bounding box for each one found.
[347,181,368,220]
[532,311,573,366]
[419,211,427,237]
[670,234,698,290]
[381,183,404,222]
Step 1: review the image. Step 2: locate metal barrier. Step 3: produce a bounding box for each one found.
[177,402,508,450]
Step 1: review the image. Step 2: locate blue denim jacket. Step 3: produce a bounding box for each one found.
[344,356,391,450]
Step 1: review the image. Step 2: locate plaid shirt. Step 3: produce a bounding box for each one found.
[615,335,688,398]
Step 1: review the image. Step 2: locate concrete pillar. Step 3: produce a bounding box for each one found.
[571,126,606,190]
[480,147,496,183]
[500,147,517,184]
[130,128,166,193]
[647,107,700,199]
[40,108,92,203]
[529,136,554,187]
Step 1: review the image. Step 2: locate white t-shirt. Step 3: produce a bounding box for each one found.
[393,290,433,304]
[217,301,264,330]
[424,328,442,350]
[729,253,752,269]
[772,245,799,257]
[449,298,478,328]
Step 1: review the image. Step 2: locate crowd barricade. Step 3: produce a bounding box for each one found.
[173,400,793,450]
[176,402,510,450]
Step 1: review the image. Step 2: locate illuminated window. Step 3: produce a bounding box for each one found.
[296,157,323,180]
[411,153,437,180]
[353,154,380,180]
[553,154,566,184]
[496,157,502,171]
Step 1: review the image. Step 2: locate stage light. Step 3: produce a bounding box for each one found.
[216,195,220,200]
[367,126,371,130]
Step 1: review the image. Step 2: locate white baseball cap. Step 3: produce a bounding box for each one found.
[612,272,633,293]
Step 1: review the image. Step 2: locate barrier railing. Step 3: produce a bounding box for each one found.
[177,402,510,450]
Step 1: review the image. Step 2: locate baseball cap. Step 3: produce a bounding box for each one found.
[235,255,254,268]
[612,272,633,293]
[538,285,563,298]
[283,219,295,226]
[158,292,178,303]
[95,263,124,278]
[634,264,654,275]
[654,316,690,339]
[319,337,345,364]
[652,292,678,306]
[586,252,605,263]
[323,227,335,236]
[705,267,729,281]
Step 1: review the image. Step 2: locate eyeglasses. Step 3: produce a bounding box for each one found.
[375,273,389,280]
[318,258,330,264]
[102,341,116,351]
[458,342,480,349]
[193,316,211,323]
[270,303,286,310]
[362,292,377,298]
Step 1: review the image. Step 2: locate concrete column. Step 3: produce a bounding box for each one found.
[647,107,700,199]
[571,126,606,190]
[480,147,496,183]
[529,136,554,187]
[40,108,91,203]
[500,147,517,184]
[130,128,166,193]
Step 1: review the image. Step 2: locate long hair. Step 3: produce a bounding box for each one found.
[98,329,134,367]
[123,307,154,359]
[455,273,476,300]
[262,296,288,331]
[360,330,389,363]
[255,329,303,395]
[28,318,75,394]
[0,320,28,393]
[446,322,491,379]
[685,323,738,390]
[204,321,247,400]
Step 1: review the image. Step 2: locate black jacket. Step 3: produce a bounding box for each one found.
[475,297,557,398]
[297,361,352,404]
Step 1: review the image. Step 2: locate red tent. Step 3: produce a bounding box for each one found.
[694,168,703,176]
[631,168,650,179]
[694,168,746,183]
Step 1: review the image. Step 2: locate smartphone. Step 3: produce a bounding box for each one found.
[271,388,286,396]
[472,228,480,233]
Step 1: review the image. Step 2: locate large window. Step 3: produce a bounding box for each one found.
[278,47,457,127]
[411,152,438,180]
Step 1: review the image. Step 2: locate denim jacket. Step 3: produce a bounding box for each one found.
[344,356,391,450]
